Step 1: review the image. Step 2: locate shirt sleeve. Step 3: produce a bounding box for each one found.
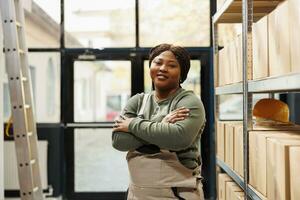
[112,93,148,151]
[128,94,206,151]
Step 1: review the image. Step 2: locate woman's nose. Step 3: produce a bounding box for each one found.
[159,64,167,71]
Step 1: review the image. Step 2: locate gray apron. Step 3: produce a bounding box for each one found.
[126,150,204,200]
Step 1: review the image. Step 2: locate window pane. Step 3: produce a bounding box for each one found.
[3,53,61,123]
[144,61,152,93]
[140,0,210,47]
[144,60,201,96]
[75,129,129,192]
[219,94,270,120]
[65,0,135,48]
[25,0,60,48]
[181,60,201,97]
[74,61,131,122]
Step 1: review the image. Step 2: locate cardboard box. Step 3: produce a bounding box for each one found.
[218,24,242,47]
[288,0,300,73]
[226,182,242,200]
[232,191,245,200]
[217,0,226,10]
[234,124,244,177]
[224,46,232,85]
[289,147,300,200]
[268,1,291,77]
[231,37,242,83]
[253,15,268,79]
[236,35,243,83]
[218,173,233,200]
[225,123,234,168]
[267,138,300,200]
[229,40,238,84]
[230,185,243,200]
[250,131,300,196]
[218,49,225,86]
[216,121,226,161]
[249,130,257,188]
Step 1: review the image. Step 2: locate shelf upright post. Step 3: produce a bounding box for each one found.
[212,20,219,121]
[242,0,253,199]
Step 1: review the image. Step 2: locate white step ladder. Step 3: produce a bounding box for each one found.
[0,0,44,199]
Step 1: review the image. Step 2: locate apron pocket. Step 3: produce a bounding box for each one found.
[160,160,197,188]
[128,155,162,187]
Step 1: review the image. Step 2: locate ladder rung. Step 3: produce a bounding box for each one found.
[30,159,36,165]
[24,104,30,109]
[21,77,28,82]
[33,187,39,192]
[28,132,33,136]
[16,21,22,28]
[19,49,25,54]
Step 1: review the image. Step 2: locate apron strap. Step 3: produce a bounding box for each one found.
[171,187,186,200]
[137,93,150,118]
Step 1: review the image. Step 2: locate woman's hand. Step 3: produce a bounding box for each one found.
[162,107,190,124]
[113,115,134,132]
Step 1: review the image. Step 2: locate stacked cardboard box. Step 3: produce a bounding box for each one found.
[249,131,300,197]
[218,0,300,85]
[218,173,245,200]
[289,147,300,200]
[269,1,291,77]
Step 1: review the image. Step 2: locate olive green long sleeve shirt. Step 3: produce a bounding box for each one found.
[112,88,206,169]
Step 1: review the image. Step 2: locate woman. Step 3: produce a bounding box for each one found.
[112,43,206,200]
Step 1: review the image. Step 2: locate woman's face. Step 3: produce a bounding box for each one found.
[150,50,181,91]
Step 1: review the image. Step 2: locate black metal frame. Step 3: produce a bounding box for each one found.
[3,0,217,199]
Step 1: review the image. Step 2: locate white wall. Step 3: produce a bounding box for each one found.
[0,8,5,200]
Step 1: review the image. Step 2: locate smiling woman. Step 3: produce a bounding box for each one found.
[112,44,206,200]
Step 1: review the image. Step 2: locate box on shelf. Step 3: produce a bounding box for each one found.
[226,182,242,200]
[235,35,243,83]
[288,0,300,73]
[216,121,226,161]
[267,138,300,200]
[225,123,234,168]
[218,173,233,200]
[234,124,244,177]
[249,131,300,196]
[253,15,269,80]
[218,24,242,47]
[232,191,245,200]
[289,147,300,200]
[218,48,226,86]
[217,0,226,11]
[229,40,238,84]
[268,1,291,77]
[231,37,242,83]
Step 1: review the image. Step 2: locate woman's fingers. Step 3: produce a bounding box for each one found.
[162,107,190,123]
[169,108,189,117]
[169,117,185,123]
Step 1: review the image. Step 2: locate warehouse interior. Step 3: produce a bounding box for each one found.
[0,0,299,200]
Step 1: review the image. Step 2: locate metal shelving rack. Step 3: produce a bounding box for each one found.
[212,0,289,199]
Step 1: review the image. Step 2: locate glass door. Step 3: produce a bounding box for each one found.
[64,52,136,200]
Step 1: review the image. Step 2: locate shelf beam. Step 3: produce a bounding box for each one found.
[213,0,283,23]
[248,73,300,93]
[215,73,300,95]
[215,82,243,95]
[216,158,262,200]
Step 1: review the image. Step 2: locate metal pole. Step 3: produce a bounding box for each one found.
[242,0,253,199]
